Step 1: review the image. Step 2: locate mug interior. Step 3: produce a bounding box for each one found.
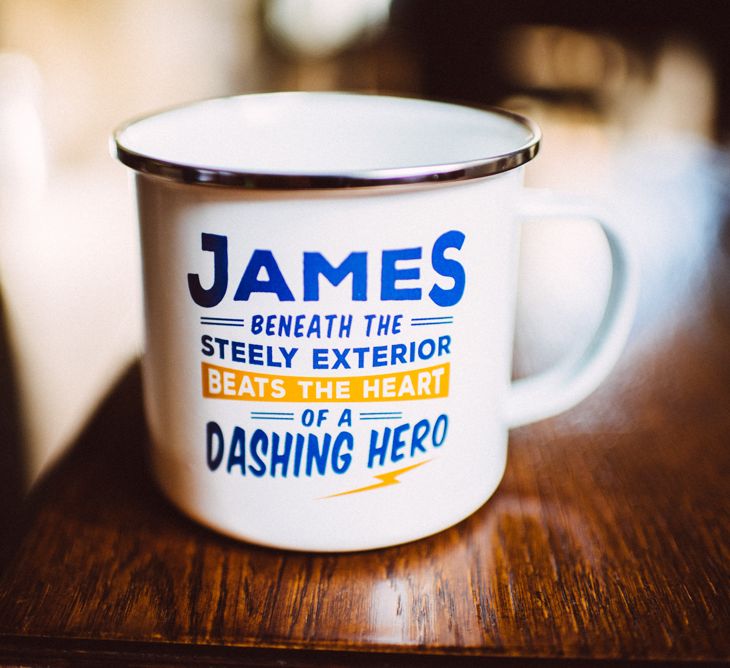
[114,93,539,185]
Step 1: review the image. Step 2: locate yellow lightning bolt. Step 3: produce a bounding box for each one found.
[321,459,432,499]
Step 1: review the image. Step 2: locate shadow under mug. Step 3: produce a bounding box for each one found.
[113,92,637,552]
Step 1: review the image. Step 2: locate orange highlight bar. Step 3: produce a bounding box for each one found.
[201,361,450,402]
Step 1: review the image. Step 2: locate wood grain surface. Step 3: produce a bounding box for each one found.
[1,178,730,666]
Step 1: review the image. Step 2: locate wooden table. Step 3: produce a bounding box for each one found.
[1,148,729,666]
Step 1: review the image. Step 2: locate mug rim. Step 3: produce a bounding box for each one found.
[112,92,541,190]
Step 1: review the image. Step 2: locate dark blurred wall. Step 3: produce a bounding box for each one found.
[391,0,729,141]
[0,290,24,569]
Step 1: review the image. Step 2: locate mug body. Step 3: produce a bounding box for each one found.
[116,93,539,551]
[136,172,521,551]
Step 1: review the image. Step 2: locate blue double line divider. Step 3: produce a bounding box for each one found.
[410,316,454,327]
[250,411,295,421]
[359,411,403,421]
[200,316,245,327]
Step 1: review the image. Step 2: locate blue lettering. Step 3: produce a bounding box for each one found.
[206,421,225,471]
[303,252,367,301]
[312,349,328,369]
[410,419,430,455]
[331,432,354,474]
[234,250,294,302]
[432,414,448,446]
[306,433,331,476]
[293,433,305,477]
[381,248,422,301]
[248,429,268,476]
[201,335,215,357]
[226,426,246,475]
[366,415,449,468]
[190,232,465,306]
[429,230,466,307]
[188,233,228,307]
[231,340,246,363]
[390,423,409,462]
[368,427,390,468]
[270,432,291,478]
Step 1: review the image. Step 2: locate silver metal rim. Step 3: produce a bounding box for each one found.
[112,93,541,190]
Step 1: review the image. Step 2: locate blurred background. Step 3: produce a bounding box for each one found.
[1,0,728,527]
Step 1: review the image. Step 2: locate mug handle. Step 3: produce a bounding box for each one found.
[504,189,639,428]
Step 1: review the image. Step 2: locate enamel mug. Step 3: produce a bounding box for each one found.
[113,93,637,551]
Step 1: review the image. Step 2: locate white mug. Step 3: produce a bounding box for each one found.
[113,92,637,552]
